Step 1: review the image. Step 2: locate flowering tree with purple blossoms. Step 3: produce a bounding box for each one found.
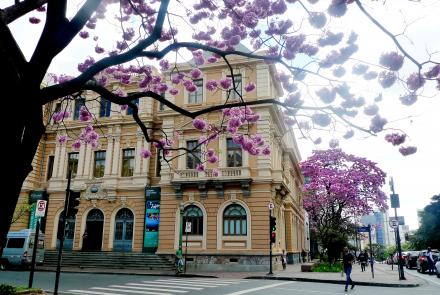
[1,0,439,255]
[300,149,387,262]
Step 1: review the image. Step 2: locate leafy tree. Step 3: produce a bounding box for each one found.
[1,0,438,255]
[300,148,387,262]
[413,195,440,249]
[364,243,386,261]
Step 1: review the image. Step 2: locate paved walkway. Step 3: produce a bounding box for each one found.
[37,263,425,287]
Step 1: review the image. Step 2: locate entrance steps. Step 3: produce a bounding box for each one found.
[43,250,175,271]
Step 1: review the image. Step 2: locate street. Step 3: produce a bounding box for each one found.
[0,270,438,295]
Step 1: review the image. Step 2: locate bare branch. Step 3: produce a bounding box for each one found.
[1,0,47,24]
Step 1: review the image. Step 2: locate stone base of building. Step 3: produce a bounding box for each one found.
[162,254,284,272]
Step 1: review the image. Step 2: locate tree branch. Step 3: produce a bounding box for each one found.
[1,0,47,24]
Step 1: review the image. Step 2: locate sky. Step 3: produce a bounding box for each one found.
[3,0,440,230]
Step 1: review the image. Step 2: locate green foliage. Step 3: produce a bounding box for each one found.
[313,262,343,272]
[413,194,440,249]
[402,241,413,251]
[364,243,386,261]
[384,245,396,258]
[0,284,16,295]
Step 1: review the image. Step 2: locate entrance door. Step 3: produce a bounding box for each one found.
[113,208,134,252]
[82,209,104,251]
[57,211,76,251]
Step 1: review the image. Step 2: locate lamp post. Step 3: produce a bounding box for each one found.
[389,177,406,280]
[178,203,184,254]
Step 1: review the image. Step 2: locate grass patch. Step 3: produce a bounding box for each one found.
[0,284,43,295]
[312,262,343,272]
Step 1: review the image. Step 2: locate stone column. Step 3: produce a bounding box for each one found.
[134,130,143,176]
[58,143,67,178]
[83,144,92,178]
[256,64,270,99]
[219,134,226,168]
[76,142,87,177]
[104,137,114,176]
[256,109,271,176]
[52,142,61,179]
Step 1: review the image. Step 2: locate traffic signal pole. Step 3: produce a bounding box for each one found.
[54,169,72,295]
[268,208,273,275]
[389,177,406,280]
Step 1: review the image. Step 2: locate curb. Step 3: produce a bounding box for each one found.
[35,268,218,278]
[245,276,421,288]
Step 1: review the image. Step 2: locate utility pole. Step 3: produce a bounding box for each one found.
[389,177,406,280]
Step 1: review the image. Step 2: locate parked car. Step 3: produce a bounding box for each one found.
[416,249,439,273]
[0,229,45,270]
[405,251,419,269]
[436,260,440,278]
[392,251,409,265]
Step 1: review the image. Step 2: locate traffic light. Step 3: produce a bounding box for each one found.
[67,190,80,215]
[270,216,276,243]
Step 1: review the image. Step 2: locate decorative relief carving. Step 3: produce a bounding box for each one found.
[83,181,116,202]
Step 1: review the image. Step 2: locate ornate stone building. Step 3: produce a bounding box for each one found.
[12,56,306,271]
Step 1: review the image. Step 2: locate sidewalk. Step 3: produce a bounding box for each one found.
[37,263,424,287]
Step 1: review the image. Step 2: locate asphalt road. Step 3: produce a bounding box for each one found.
[0,270,438,295]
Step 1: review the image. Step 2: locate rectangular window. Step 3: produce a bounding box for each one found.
[6,238,25,248]
[67,152,79,178]
[47,155,54,180]
[73,98,86,120]
[186,140,201,169]
[159,93,165,111]
[121,149,135,177]
[227,139,243,167]
[100,98,111,117]
[188,79,203,104]
[93,151,106,178]
[156,151,161,177]
[227,74,242,100]
[126,98,139,115]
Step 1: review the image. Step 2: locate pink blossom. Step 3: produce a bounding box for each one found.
[378,71,397,88]
[363,104,379,116]
[206,80,218,91]
[329,139,339,149]
[169,88,179,96]
[159,59,170,71]
[207,149,215,157]
[399,93,417,106]
[186,83,197,93]
[79,31,90,39]
[379,52,404,71]
[196,163,205,172]
[140,148,152,159]
[311,113,331,127]
[72,140,81,150]
[57,135,69,145]
[190,68,202,79]
[192,118,207,131]
[212,169,220,177]
[220,77,232,89]
[79,106,92,122]
[29,17,41,24]
[385,133,406,146]
[399,146,417,156]
[207,56,218,63]
[316,88,336,104]
[207,155,218,163]
[406,73,425,91]
[262,146,271,155]
[120,105,128,111]
[370,115,387,133]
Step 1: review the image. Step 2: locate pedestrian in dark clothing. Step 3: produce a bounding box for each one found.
[358,250,368,272]
[343,247,355,292]
[426,247,435,275]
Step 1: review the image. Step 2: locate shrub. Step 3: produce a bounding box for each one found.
[0,284,16,295]
[312,261,343,272]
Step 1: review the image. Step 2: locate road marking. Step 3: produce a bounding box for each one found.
[223,282,293,295]
[108,285,188,293]
[152,280,218,287]
[92,287,173,295]
[275,287,342,294]
[129,283,203,290]
[157,279,233,285]
[68,290,126,295]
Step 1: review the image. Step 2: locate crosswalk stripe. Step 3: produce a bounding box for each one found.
[129,283,203,290]
[92,287,172,295]
[223,282,293,295]
[152,280,218,287]
[108,285,187,293]
[67,290,126,295]
[176,279,241,284]
[155,279,231,286]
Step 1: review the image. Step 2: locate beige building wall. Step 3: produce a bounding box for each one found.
[13,56,305,270]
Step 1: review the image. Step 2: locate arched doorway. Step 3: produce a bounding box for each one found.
[113,208,134,252]
[82,209,104,251]
[56,211,76,250]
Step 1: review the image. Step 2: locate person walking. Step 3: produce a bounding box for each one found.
[281,250,287,270]
[358,250,369,272]
[426,247,435,275]
[343,247,355,292]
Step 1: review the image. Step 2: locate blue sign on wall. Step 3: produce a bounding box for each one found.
[143,187,161,253]
[357,226,370,233]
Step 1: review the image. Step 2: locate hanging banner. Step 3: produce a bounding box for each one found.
[143,187,161,253]
[28,203,37,230]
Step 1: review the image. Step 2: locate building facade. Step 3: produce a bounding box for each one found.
[12,56,305,271]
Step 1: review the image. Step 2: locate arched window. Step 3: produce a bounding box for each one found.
[223,204,247,236]
[182,205,203,235]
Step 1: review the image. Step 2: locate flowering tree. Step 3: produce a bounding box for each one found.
[0,0,438,254]
[300,149,387,262]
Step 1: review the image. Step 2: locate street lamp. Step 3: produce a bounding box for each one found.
[178,202,184,254]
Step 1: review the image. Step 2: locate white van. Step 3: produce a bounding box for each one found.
[0,229,45,270]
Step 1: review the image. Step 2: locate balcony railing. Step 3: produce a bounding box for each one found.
[173,167,249,180]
